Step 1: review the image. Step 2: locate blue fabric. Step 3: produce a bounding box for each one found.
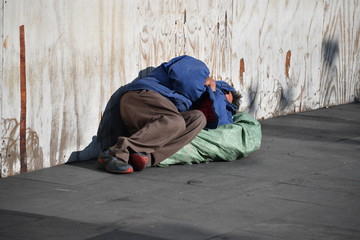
[120,55,209,112]
[216,80,236,92]
[97,55,235,150]
[214,81,237,126]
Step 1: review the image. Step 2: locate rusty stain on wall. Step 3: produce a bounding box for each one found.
[285,50,291,78]
[19,25,27,173]
[239,58,245,85]
[3,36,8,49]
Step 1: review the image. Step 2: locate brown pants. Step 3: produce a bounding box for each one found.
[109,90,206,166]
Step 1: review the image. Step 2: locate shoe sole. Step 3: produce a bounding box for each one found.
[97,158,133,174]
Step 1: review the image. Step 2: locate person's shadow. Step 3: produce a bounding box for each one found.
[66,67,155,169]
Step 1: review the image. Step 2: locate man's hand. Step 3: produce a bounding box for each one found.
[205,77,216,92]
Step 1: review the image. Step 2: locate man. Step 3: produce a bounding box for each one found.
[96,55,239,174]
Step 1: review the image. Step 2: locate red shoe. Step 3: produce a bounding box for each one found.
[129,152,148,171]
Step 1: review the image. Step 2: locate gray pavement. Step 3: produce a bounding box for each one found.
[0,103,359,240]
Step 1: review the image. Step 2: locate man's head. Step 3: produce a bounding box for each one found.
[228,90,242,110]
[216,81,242,110]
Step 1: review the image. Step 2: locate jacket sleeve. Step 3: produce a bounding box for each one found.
[206,88,234,128]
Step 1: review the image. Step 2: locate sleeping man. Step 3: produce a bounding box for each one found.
[96,55,243,174]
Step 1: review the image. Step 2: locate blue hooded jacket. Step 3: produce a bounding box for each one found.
[97,55,236,149]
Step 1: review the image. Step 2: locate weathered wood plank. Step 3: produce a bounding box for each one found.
[320,0,360,106]
[231,0,325,119]
[1,0,359,177]
[137,0,180,68]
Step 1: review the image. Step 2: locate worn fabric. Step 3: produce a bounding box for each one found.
[109,90,206,165]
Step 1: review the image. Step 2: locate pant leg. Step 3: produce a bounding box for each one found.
[151,110,206,165]
[109,90,205,165]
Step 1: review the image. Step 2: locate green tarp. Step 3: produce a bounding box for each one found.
[159,112,262,167]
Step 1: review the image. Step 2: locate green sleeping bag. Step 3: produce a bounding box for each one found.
[158,112,262,167]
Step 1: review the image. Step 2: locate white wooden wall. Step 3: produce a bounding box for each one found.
[1,0,359,177]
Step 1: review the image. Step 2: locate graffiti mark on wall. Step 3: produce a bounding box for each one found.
[1,119,19,177]
[1,118,43,177]
[26,128,44,173]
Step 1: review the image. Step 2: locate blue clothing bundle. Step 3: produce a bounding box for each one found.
[97,55,236,150]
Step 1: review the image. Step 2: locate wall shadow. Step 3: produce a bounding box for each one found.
[322,40,339,67]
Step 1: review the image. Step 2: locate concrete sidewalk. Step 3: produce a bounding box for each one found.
[0,103,359,240]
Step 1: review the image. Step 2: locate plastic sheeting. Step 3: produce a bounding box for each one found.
[158,112,262,167]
